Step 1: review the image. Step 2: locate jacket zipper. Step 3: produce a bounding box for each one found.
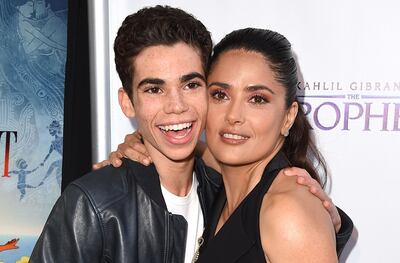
[198,165,210,226]
[197,187,207,226]
[164,212,172,263]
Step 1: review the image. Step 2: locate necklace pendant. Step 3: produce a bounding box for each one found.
[191,237,204,263]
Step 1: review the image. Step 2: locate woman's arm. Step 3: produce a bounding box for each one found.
[260,172,337,263]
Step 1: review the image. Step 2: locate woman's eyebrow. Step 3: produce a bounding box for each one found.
[207,81,230,89]
[246,85,275,94]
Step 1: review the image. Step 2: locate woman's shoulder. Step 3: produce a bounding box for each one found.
[261,170,334,230]
[264,171,325,213]
[259,171,337,262]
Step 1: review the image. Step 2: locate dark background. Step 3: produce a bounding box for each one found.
[62,0,92,191]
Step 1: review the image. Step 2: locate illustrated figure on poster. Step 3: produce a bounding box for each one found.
[16,0,67,76]
[38,120,63,187]
[0,238,19,253]
[0,1,66,260]
[0,0,68,121]
[9,159,41,200]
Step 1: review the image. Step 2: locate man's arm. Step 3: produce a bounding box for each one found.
[335,207,353,257]
[283,167,354,251]
[93,132,148,170]
[30,184,103,262]
[283,167,341,232]
[92,132,344,234]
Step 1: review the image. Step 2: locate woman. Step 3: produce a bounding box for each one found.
[100,28,352,262]
[194,28,337,262]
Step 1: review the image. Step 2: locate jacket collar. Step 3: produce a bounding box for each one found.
[193,157,222,190]
[123,157,217,211]
[124,158,167,210]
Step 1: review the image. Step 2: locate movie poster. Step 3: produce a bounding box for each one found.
[0,1,67,262]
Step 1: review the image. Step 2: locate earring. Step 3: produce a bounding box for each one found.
[282,130,289,137]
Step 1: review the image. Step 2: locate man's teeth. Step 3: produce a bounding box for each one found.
[223,133,248,140]
[159,122,192,132]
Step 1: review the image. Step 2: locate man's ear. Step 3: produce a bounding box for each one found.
[281,101,298,136]
[118,88,135,118]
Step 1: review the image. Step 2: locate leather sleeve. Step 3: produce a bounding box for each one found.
[335,206,354,257]
[29,184,104,262]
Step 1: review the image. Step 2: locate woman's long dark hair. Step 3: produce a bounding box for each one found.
[210,28,327,186]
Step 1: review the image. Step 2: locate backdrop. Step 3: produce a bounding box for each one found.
[89,0,400,262]
[0,1,68,262]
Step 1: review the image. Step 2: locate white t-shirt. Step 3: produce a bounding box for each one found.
[160,173,204,263]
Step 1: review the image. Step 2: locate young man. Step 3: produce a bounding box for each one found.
[30,6,351,263]
[30,6,220,263]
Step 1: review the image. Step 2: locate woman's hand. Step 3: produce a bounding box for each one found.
[92,131,151,170]
[283,167,341,233]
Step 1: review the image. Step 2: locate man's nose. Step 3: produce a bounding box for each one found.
[164,90,189,114]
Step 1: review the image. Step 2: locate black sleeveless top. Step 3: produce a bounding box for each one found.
[196,152,289,263]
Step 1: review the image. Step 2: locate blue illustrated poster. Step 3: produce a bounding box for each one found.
[0,0,67,262]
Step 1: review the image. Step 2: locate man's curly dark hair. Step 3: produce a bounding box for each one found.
[114,5,213,99]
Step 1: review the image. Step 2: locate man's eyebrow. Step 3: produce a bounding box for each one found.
[137,73,205,88]
[137,78,165,88]
[180,72,206,83]
[207,81,231,89]
[246,85,275,94]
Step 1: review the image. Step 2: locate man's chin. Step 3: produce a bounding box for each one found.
[163,149,196,163]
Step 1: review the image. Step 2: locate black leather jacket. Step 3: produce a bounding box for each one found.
[30,157,352,262]
[30,158,222,263]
